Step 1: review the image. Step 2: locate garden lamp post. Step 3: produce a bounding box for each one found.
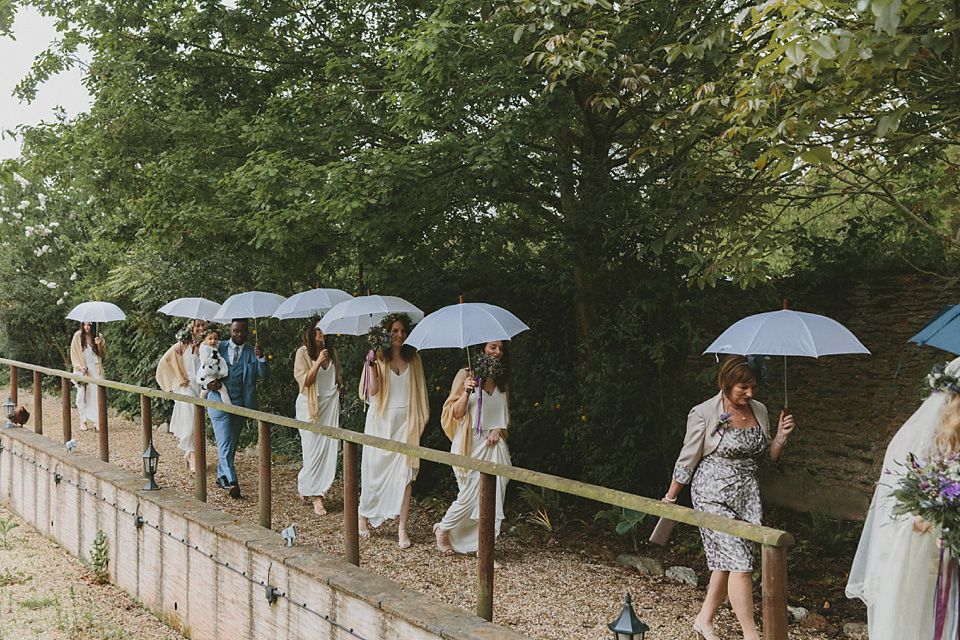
[141,442,160,490]
[3,397,15,429]
[608,593,649,640]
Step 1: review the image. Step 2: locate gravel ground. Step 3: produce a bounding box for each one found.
[0,500,185,640]
[9,388,837,640]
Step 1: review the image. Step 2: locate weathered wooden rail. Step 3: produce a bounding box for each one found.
[2,357,794,639]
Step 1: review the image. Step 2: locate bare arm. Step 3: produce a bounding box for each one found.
[769,409,795,463]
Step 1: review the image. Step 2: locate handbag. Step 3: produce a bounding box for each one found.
[648,516,677,546]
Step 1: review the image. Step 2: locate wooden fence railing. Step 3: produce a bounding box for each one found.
[1,358,794,639]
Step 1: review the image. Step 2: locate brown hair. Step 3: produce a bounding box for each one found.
[199,322,220,340]
[303,319,343,388]
[717,355,756,396]
[378,313,416,363]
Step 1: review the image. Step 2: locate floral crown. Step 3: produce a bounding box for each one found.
[199,324,221,340]
[924,363,960,396]
[175,322,194,343]
[380,312,412,329]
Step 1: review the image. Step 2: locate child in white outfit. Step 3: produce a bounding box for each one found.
[197,327,231,405]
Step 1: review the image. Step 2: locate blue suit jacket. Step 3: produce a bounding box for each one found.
[218,340,269,409]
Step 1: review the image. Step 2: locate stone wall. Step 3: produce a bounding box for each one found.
[753,274,960,519]
[0,428,527,640]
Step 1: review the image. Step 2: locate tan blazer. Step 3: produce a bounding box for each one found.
[672,391,771,484]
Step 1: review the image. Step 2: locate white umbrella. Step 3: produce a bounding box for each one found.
[157,297,222,321]
[317,295,423,335]
[66,301,127,323]
[703,308,870,405]
[212,291,287,323]
[271,288,353,320]
[405,303,529,350]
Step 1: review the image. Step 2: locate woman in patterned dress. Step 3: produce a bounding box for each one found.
[663,355,796,640]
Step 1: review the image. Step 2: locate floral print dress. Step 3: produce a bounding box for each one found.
[690,424,766,572]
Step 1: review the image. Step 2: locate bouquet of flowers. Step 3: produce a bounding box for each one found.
[366,325,391,353]
[924,363,960,396]
[892,450,960,559]
[472,352,504,383]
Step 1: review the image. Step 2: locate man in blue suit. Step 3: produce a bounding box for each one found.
[205,318,268,498]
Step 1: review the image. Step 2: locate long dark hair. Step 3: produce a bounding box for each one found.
[79,322,99,349]
[303,321,337,361]
[378,313,417,363]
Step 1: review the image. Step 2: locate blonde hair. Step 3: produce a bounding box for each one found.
[937,394,960,454]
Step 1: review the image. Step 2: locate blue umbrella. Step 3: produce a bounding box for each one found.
[909,305,960,354]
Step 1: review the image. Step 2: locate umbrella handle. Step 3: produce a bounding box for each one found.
[783,355,788,408]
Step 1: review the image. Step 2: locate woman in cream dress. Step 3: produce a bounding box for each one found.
[156,319,203,470]
[435,340,511,556]
[69,322,105,431]
[357,313,429,549]
[293,320,342,516]
[846,356,960,640]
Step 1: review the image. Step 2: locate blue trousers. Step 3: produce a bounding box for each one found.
[207,391,245,483]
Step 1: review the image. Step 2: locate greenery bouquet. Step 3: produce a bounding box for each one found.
[366,325,391,354]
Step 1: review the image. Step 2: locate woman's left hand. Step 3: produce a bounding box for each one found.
[777,409,795,440]
[485,429,501,446]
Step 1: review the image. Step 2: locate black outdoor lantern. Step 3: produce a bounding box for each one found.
[608,593,649,640]
[141,442,160,490]
[3,396,15,429]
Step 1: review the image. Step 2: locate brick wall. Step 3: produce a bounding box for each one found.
[0,428,528,640]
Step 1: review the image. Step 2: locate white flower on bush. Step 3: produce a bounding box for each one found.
[12,211,21,220]
[36,193,46,210]
[1,206,8,212]
[49,221,59,227]
[47,282,57,289]
[70,272,78,281]
[56,297,65,305]
[18,200,29,210]
[24,226,33,237]
[34,245,50,257]
[12,173,29,188]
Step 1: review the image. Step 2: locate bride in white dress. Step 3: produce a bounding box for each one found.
[847,356,960,639]
[293,321,342,516]
[435,340,511,556]
[356,313,429,548]
[69,322,105,431]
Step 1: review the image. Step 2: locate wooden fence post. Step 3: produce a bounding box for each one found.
[33,371,42,435]
[98,384,108,462]
[194,404,206,502]
[477,472,497,622]
[343,441,360,566]
[762,544,789,640]
[141,394,151,455]
[259,420,271,530]
[61,377,71,443]
[10,365,17,405]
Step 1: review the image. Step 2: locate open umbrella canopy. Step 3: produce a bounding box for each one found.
[703,309,870,357]
[271,288,353,320]
[704,308,870,406]
[909,305,960,355]
[405,303,529,350]
[317,295,423,335]
[66,301,126,323]
[212,291,287,322]
[157,297,222,321]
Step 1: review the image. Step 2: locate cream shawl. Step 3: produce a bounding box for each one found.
[294,345,342,424]
[441,368,509,472]
[358,353,429,469]
[69,330,103,378]
[156,342,191,392]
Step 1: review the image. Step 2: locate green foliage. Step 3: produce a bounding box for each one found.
[789,509,863,561]
[0,567,28,586]
[0,513,20,549]
[594,507,647,550]
[89,530,109,584]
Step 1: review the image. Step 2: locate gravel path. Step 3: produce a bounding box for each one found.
[0,500,185,640]
[10,387,837,640]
